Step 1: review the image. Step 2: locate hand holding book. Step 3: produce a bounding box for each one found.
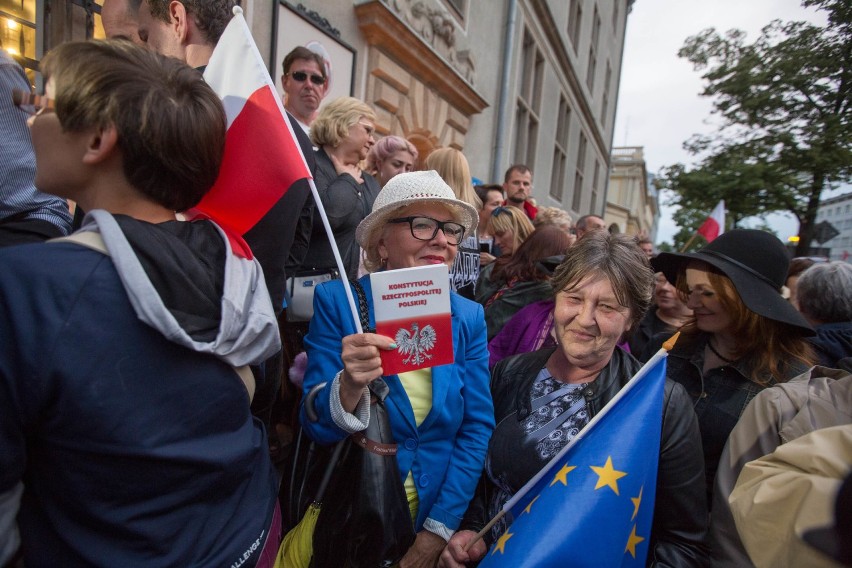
[338,333,397,413]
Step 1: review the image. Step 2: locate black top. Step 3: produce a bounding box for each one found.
[297,147,380,279]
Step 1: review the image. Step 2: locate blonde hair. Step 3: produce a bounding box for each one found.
[425,148,482,210]
[534,207,574,231]
[310,96,376,148]
[488,207,535,254]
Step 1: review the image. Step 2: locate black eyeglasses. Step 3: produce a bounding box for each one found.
[287,71,326,86]
[388,216,466,246]
[12,89,54,116]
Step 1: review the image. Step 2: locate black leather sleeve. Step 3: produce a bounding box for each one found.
[650,380,710,567]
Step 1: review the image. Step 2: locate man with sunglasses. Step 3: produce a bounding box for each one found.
[281,45,329,136]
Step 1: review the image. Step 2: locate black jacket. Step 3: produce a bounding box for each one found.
[297,148,380,279]
[243,112,315,315]
[462,347,710,567]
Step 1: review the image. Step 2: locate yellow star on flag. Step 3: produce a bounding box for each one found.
[625,524,645,558]
[491,531,513,555]
[522,495,540,515]
[631,486,643,521]
[549,463,577,487]
[590,456,627,495]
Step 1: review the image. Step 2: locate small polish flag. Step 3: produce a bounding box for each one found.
[195,6,312,257]
[697,200,725,243]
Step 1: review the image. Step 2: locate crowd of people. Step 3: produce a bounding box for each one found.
[1,1,851,567]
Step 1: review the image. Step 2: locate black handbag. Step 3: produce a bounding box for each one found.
[312,378,416,567]
[286,279,415,567]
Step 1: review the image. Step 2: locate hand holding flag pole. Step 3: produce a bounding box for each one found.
[200,6,362,334]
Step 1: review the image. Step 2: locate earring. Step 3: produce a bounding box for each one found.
[380,257,388,268]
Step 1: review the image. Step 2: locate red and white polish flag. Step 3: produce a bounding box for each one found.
[697,200,725,243]
[196,6,312,257]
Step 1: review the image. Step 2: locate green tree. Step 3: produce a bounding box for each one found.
[668,0,852,255]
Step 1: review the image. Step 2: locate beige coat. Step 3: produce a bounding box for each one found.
[709,367,852,567]
[729,425,852,568]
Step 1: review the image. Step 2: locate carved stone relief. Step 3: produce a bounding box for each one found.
[384,0,475,85]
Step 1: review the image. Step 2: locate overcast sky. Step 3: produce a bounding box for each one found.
[613,0,833,245]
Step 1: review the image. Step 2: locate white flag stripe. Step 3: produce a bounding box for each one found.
[203,7,309,170]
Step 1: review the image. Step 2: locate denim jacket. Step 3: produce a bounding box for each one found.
[664,333,807,503]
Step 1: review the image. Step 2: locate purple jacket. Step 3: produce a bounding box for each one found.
[487,298,632,368]
[488,299,556,367]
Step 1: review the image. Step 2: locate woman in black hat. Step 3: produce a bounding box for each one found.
[651,229,816,504]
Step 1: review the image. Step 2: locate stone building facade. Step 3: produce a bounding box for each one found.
[2,0,633,220]
[606,146,659,238]
[813,192,852,262]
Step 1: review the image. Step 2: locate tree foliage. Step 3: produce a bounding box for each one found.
[663,0,852,255]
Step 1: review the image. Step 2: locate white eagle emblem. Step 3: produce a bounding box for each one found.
[395,323,437,366]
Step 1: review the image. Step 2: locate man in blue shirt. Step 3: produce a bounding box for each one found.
[0,50,71,246]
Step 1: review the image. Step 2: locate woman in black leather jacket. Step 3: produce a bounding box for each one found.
[440,232,709,567]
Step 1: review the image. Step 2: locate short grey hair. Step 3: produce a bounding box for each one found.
[796,262,852,323]
[550,231,653,329]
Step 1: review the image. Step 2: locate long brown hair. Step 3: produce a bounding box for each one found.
[676,262,814,384]
[490,226,571,283]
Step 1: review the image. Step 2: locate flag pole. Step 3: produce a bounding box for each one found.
[464,511,505,552]
[217,7,363,334]
[308,178,364,335]
[464,332,681,553]
[680,232,699,252]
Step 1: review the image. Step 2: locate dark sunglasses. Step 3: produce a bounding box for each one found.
[12,89,55,116]
[491,206,511,216]
[288,71,326,86]
[388,216,466,246]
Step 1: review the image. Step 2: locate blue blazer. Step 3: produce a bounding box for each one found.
[301,275,495,531]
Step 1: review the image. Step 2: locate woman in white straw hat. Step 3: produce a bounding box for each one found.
[299,170,495,566]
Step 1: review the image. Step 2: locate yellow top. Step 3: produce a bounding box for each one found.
[398,368,433,522]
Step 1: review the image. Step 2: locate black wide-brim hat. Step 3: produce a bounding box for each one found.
[652,229,814,336]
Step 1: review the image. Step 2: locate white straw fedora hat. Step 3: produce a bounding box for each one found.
[355,170,479,247]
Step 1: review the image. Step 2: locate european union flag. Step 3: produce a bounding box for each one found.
[479,350,668,567]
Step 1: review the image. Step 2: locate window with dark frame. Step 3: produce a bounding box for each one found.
[550,95,572,201]
[590,160,600,214]
[601,61,612,126]
[567,0,583,53]
[514,29,543,168]
[572,132,588,212]
[586,5,601,91]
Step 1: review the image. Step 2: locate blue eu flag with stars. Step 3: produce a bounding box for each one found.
[479,350,668,567]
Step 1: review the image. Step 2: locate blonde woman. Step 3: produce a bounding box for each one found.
[486,206,534,258]
[426,148,482,297]
[474,206,535,305]
[299,97,380,279]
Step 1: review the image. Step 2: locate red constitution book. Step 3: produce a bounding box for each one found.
[370,264,454,375]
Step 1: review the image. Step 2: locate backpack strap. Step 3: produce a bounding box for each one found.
[49,231,108,254]
[48,231,256,401]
